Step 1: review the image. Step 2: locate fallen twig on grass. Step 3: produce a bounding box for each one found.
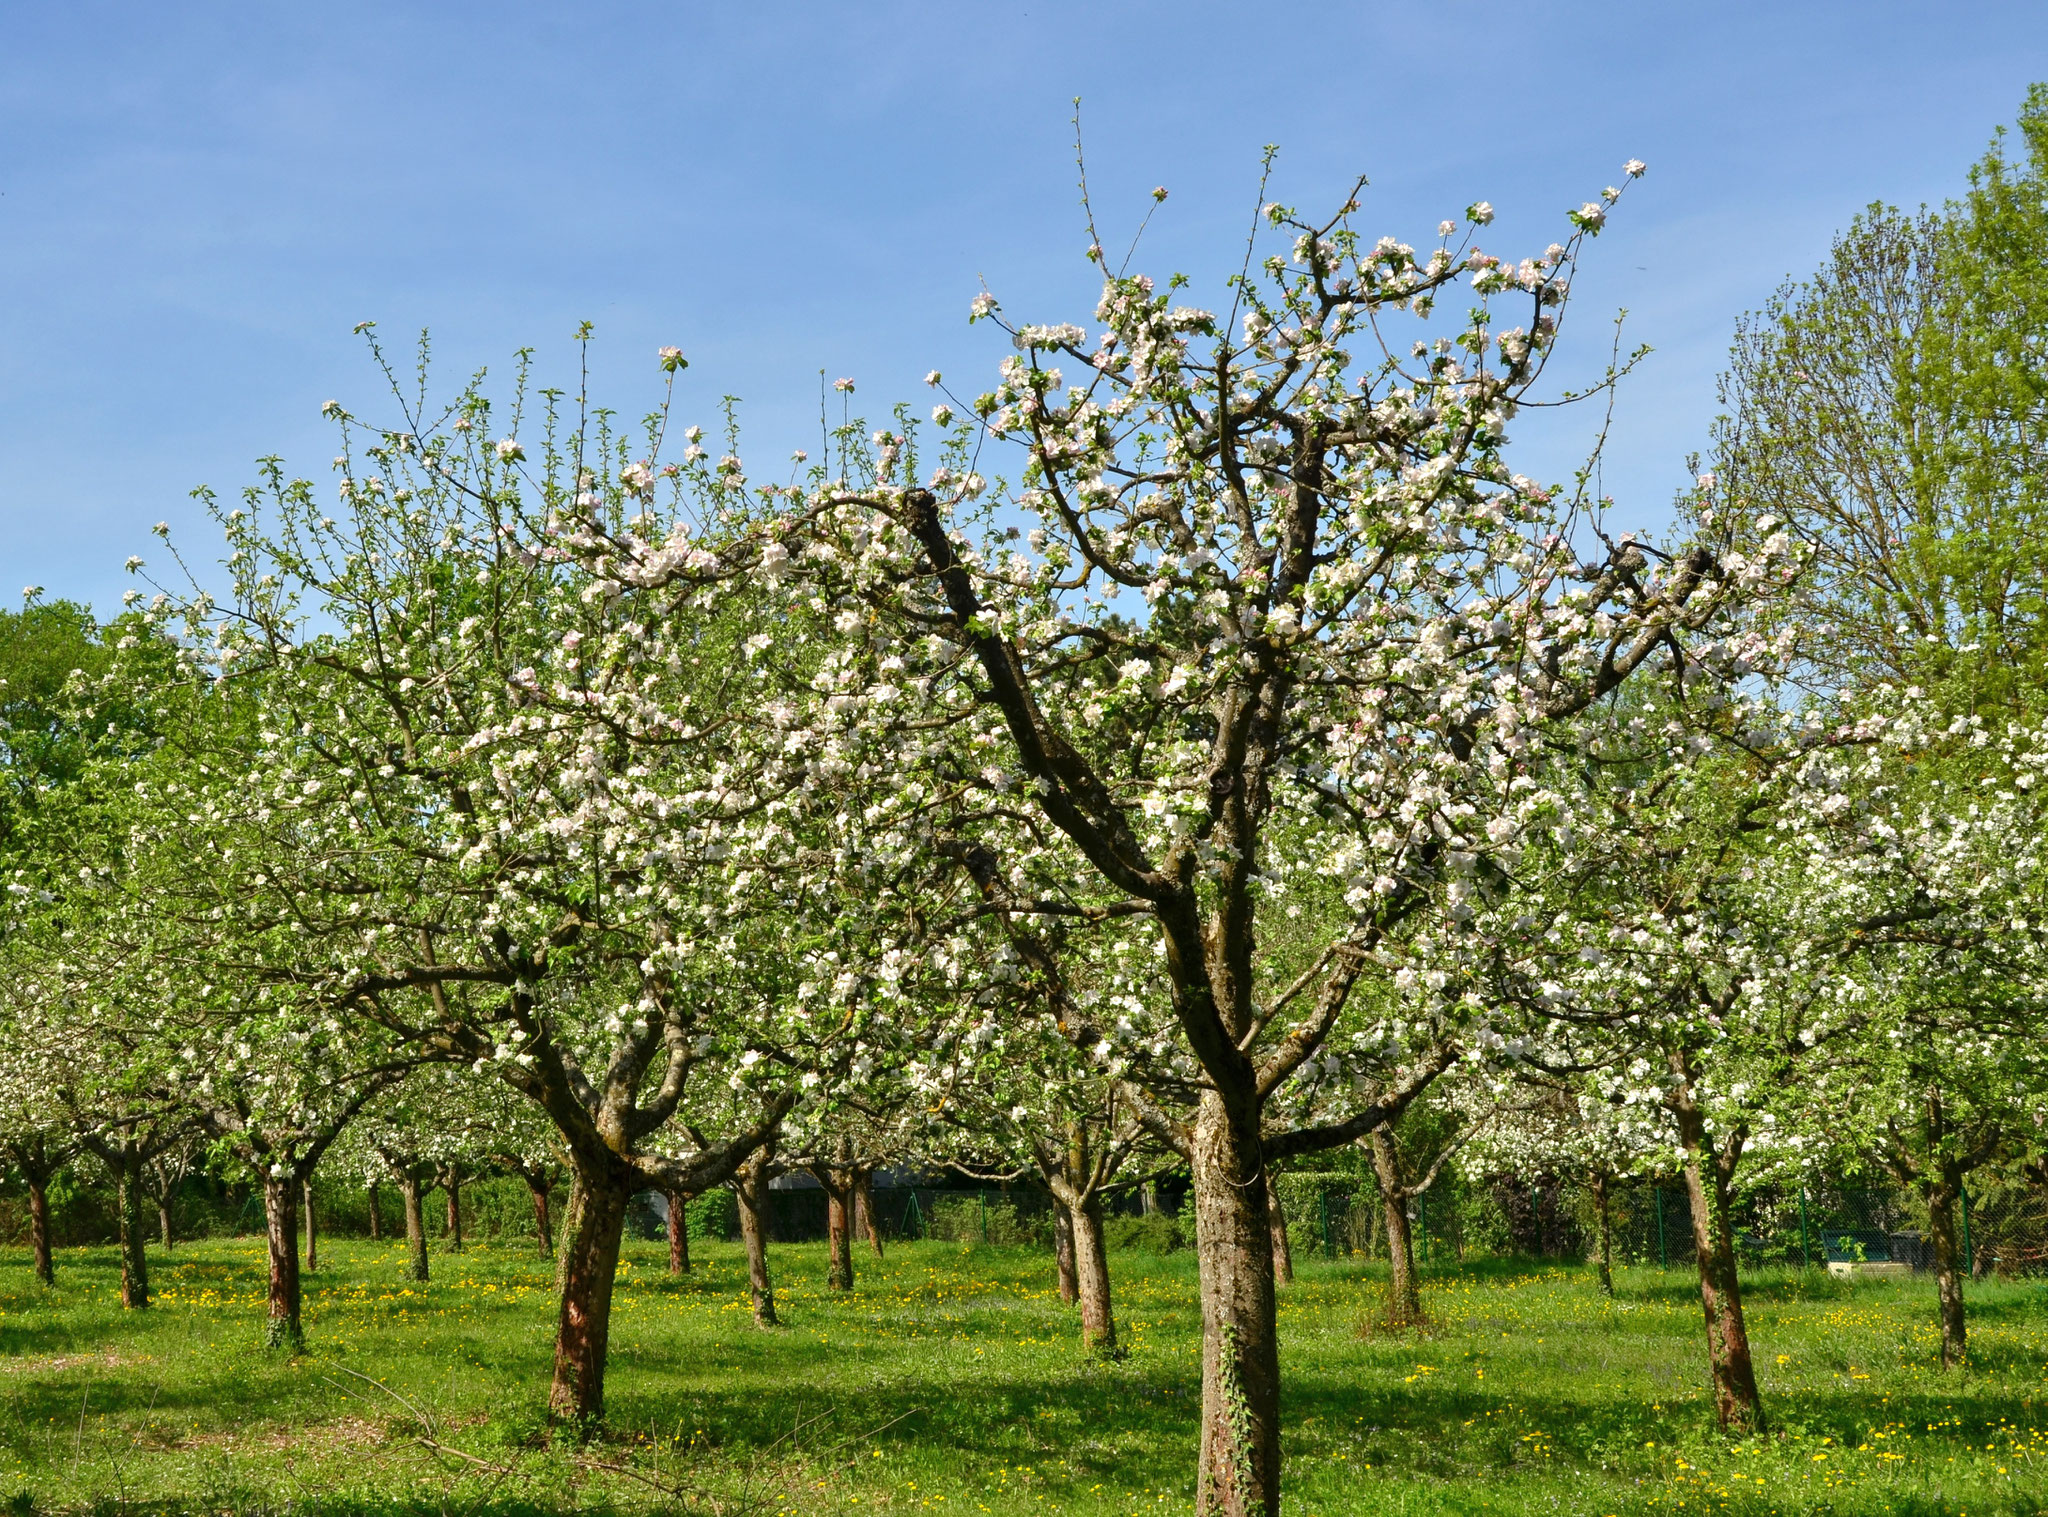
[321,1365,528,1490]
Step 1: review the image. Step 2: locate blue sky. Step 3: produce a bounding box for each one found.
[4,1,2046,614]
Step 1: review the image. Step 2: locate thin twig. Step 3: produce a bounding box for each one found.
[325,1364,439,1440]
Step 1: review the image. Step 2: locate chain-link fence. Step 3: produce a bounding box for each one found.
[12,1163,2047,1276]
[677,1185,1064,1246]
[1269,1171,2048,1277]
[1602,1180,2048,1276]
[681,1183,1187,1249]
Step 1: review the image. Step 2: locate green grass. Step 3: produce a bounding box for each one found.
[0,1236,2044,1514]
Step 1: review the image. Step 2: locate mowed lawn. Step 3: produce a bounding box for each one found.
[1,1237,2045,1515]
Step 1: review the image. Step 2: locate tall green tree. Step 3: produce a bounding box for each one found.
[1716,86,2048,712]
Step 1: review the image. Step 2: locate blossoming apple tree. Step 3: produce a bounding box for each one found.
[735,158,1795,1511]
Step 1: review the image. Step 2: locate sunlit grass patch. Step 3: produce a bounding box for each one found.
[0,1239,2042,1514]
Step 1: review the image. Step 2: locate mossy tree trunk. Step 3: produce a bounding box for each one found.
[1590,1171,1614,1298]
[1368,1131,1421,1325]
[114,1149,150,1310]
[1069,1196,1118,1356]
[1668,1064,1764,1434]
[263,1176,303,1351]
[666,1188,690,1274]
[28,1177,55,1286]
[1054,1205,1079,1304]
[736,1148,778,1327]
[397,1168,430,1282]
[548,1166,629,1425]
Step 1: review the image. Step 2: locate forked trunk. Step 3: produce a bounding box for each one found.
[529,1175,554,1256]
[1264,1172,1293,1286]
[549,1173,628,1426]
[1190,1096,1279,1517]
[399,1172,429,1283]
[115,1155,150,1310]
[1591,1171,1614,1298]
[367,1181,381,1241]
[28,1179,55,1286]
[1680,1141,1764,1431]
[825,1180,853,1291]
[1368,1132,1420,1325]
[303,1179,318,1273]
[263,1177,303,1351]
[158,1196,175,1251]
[666,1189,689,1274]
[1054,1204,1079,1304]
[1927,1172,1969,1369]
[736,1159,778,1327]
[1070,1197,1118,1357]
[854,1169,884,1258]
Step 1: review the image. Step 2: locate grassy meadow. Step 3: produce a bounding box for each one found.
[0,1236,2044,1515]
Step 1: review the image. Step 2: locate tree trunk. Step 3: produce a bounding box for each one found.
[399,1171,429,1283]
[116,1154,150,1310]
[1264,1172,1293,1287]
[1591,1171,1614,1298]
[1680,1142,1764,1432]
[444,1169,463,1253]
[1380,1193,1420,1324]
[1368,1132,1420,1325]
[825,1180,853,1291]
[1927,1170,1969,1369]
[263,1176,303,1351]
[854,1169,884,1257]
[736,1159,778,1327]
[529,1175,555,1257]
[548,1173,628,1426]
[666,1189,689,1274]
[1070,1197,1118,1357]
[1054,1203,1079,1304]
[367,1181,382,1241]
[1190,1096,1280,1517]
[303,1178,318,1273]
[28,1178,55,1286]
[555,1176,583,1291]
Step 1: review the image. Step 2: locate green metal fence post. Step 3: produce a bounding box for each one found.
[979,1190,988,1244]
[1419,1193,1429,1264]
[1799,1186,1812,1270]
[1961,1189,1972,1276]
[1656,1187,1668,1270]
[1319,1187,1332,1258]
